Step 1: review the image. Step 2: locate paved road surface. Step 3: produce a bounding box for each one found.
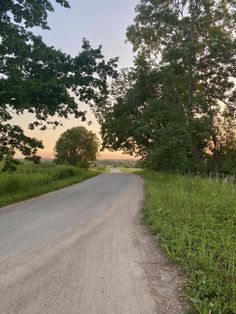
[0,169,184,314]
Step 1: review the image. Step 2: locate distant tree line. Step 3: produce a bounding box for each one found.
[97,0,236,176]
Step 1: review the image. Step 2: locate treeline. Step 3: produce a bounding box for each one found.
[97,159,142,168]
[98,0,236,176]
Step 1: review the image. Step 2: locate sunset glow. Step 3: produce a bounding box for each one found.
[13,0,139,160]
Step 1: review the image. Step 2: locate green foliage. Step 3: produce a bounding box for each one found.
[142,171,236,313]
[24,155,42,164]
[51,166,77,180]
[219,132,236,176]
[95,165,108,172]
[78,161,90,169]
[0,0,117,166]
[98,0,236,175]
[134,159,145,168]
[0,163,103,207]
[2,154,20,172]
[54,127,99,166]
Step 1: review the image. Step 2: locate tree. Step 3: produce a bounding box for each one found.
[101,58,200,173]
[127,0,236,174]
[98,0,236,175]
[54,127,99,166]
[0,0,117,169]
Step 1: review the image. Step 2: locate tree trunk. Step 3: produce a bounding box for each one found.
[213,144,220,178]
[213,142,221,178]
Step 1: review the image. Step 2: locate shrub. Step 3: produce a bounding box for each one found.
[52,166,76,180]
[4,176,21,193]
[78,161,89,169]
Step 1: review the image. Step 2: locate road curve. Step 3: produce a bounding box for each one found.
[0,169,184,314]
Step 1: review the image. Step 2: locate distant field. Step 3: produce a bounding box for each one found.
[0,163,105,207]
[141,171,236,313]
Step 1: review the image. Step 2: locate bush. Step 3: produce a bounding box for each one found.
[4,176,21,193]
[96,166,107,172]
[220,159,236,177]
[78,161,89,169]
[52,166,76,180]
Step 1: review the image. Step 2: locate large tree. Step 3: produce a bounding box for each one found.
[0,0,117,168]
[100,0,236,174]
[54,127,99,166]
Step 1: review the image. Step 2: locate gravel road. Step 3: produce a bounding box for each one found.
[0,169,184,314]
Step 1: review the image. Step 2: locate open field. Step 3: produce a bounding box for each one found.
[140,171,236,313]
[0,163,105,207]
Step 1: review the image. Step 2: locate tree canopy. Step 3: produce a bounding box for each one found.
[99,0,236,175]
[54,127,99,166]
[0,0,117,169]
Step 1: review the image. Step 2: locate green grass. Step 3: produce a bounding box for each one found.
[119,167,143,173]
[141,171,236,314]
[0,163,104,207]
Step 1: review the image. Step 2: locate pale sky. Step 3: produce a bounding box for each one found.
[15,0,139,159]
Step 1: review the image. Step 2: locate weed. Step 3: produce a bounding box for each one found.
[142,171,236,313]
[0,163,103,207]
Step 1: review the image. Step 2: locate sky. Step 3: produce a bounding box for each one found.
[15,0,139,160]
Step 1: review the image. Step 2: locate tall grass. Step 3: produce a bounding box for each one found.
[142,171,236,314]
[0,163,103,207]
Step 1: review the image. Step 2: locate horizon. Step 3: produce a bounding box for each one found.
[14,0,139,159]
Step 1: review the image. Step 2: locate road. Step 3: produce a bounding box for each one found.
[0,169,184,314]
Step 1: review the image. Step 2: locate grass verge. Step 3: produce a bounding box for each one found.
[119,167,143,173]
[141,171,236,314]
[0,163,104,207]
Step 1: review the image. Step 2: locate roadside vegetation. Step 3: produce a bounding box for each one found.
[141,170,236,314]
[104,1,236,311]
[97,1,236,179]
[119,167,142,174]
[0,162,105,208]
[1,1,235,312]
